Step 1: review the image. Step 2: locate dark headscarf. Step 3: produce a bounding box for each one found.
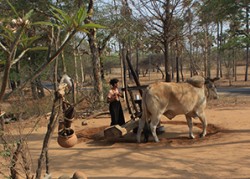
[109,78,119,86]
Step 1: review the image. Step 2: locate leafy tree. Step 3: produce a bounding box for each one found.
[201,0,249,80]
[0,2,105,178]
[0,1,47,101]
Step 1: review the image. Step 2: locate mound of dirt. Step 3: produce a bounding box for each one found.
[76,126,107,143]
[75,121,223,147]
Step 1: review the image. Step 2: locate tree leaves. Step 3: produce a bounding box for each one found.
[48,5,105,33]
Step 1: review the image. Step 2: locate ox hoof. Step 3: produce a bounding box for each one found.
[154,139,160,143]
[189,135,195,139]
[143,138,149,143]
[199,133,206,138]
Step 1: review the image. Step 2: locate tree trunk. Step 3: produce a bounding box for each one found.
[100,57,105,80]
[175,35,180,83]
[126,51,142,94]
[170,46,174,80]
[245,5,249,81]
[36,78,45,98]
[61,50,67,74]
[164,41,171,82]
[164,0,171,82]
[80,55,85,83]
[136,46,139,77]
[88,32,104,102]
[15,62,21,87]
[216,22,220,78]
[35,99,60,179]
[86,0,104,102]
[233,49,237,81]
[10,140,22,179]
[187,12,195,77]
[0,55,12,101]
[204,23,211,78]
[176,55,179,82]
[121,46,133,116]
[180,56,184,81]
[220,21,223,78]
[74,49,78,87]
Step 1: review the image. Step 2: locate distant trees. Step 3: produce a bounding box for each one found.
[128,0,249,81]
[0,0,249,101]
[130,0,183,82]
[201,0,249,81]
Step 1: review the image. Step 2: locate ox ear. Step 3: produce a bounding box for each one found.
[211,77,220,82]
[205,77,220,84]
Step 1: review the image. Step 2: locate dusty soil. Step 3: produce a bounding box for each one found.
[1,68,250,179]
[1,93,250,179]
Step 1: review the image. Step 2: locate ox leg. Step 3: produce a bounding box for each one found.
[198,113,207,138]
[185,115,195,139]
[150,117,160,143]
[143,121,150,143]
[137,118,145,143]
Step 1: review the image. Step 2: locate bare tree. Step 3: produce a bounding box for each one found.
[130,0,186,82]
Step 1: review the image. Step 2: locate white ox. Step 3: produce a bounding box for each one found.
[137,76,219,143]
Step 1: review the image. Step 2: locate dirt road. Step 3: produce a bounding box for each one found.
[1,92,250,179]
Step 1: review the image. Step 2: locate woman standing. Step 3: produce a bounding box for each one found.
[107,78,125,126]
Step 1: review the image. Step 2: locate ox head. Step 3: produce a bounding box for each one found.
[205,77,220,99]
[59,74,74,95]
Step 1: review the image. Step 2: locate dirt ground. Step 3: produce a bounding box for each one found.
[2,93,250,179]
[1,68,250,179]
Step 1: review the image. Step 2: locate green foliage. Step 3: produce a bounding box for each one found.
[103,54,121,68]
[9,68,20,81]
[23,9,34,21]
[200,0,238,22]
[74,6,88,26]
[0,5,43,52]
[48,5,105,33]
[0,26,15,43]
[6,0,19,17]
[19,35,41,49]
[28,46,48,51]
[222,35,250,50]
[50,5,73,29]
[0,148,11,158]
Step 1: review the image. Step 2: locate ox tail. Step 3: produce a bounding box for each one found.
[141,89,150,123]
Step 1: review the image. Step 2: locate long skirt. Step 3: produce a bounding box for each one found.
[109,101,125,126]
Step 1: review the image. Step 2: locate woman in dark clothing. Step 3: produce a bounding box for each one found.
[107,78,125,126]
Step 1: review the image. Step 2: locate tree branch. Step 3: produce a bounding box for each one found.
[4,30,77,100]
[0,42,10,54]
[10,48,30,66]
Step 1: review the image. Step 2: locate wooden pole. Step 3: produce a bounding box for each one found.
[104,119,139,139]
